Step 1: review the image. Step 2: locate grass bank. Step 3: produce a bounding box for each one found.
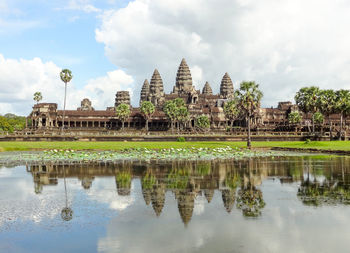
[0,141,349,152]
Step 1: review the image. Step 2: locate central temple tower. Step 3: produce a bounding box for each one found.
[173,58,193,95]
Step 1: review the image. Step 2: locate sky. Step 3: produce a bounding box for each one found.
[1,0,350,115]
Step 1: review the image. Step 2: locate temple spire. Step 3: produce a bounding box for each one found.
[220,72,234,99]
[148,69,165,107]
[140,79,150,105]
[173,58,193,94]
[202,81,213,95]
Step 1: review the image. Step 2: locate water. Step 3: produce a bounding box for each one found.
[0,156,350,252]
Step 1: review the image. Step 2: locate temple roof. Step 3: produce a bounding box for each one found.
[202,81,213,95]
[220,72,234,99]
[174,58,193,93]
[150,69,164,93]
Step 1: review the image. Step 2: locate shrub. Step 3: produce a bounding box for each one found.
[177,137,186,142]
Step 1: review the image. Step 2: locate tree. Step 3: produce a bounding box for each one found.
[33,92,42,104]
[195,115,210,132]
[318,89,336,139]
[335,89,350,140]
[140,101,155,132]
[223,99,239,132]
[175,106,189,132]
[235,81,263,149]
[115,103,131,130]
[295,86,320,134]
[163,100,177,133]
[288,111,301,132]
[60,69,73,133]
[163,98,187,133]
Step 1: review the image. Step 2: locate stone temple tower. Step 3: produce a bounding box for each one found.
[148,69,165,107]
[173,58,193,94]
[220,73,234,99]
[202,81,213,95]
[140,79,150,105]
[115,91,130,107]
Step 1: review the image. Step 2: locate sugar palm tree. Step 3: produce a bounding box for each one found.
[235,81,263,149]
[163,100,177,133]
[61,165,73,221]
[335,89,350,140]
[140,101,155,132]
[60,69,73,133]
[115,103,131,130]
[288,111,301,132]
[195,115,210,132]
[223,99,239,132]
[33,92,43,104]
[295,86,320,134]
[317,89,336,139]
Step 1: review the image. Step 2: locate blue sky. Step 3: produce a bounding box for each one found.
[0,0,130,89]
[1,0,350,115]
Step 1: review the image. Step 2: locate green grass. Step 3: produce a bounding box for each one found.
[0,140,349,152]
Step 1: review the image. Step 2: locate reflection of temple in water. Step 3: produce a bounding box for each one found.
[25,156,350,225]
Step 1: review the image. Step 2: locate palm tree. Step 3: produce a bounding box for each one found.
[140,101,155,132]
[33,92,43,104]
[195,115,210,132]
[235,81,263,149]
[288,111,301,132]
[60,69,73,133]
[176,106,189,132]
[295,86,320,134]
[335,89,350,140]
[115,103,131,131]
[163,98,186,134]
[313,112,324,133]
[163,100,177,133]
[317,89,336,139]
[61,165,73,221]
[223,99,239,132]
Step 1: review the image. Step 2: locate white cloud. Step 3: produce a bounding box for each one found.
[95,0,350,107]
[0,54,133,115]
[66,0,101,13]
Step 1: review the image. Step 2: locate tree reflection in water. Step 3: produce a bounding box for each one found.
[24,156,350,225]
[61,165,73,221]
[298,158,350,206]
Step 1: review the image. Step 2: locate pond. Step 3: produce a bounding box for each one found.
[0,155,350,252]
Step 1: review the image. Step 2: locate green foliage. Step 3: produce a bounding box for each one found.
[60,69,73,83]
[236,185,265,217]
[223,99,239,123]
[163,99,189,131]
[313,112,324,125]
[335,89,350,115]
[288,111,302,125]
[163,100,177,122]
[33,92,43,104]
[235,81,263,117]
[177,137,186,142]
[176,106,189,124]
[0,114,27,133]
[115,103,131,129]
[173,98,185,107]
[116,171,132,188]
[318,89,336,116]
[295,86,320,114]
[304,139,311,144]
[140,101,155,119]
[195,115,210,130]
[142,172,156,189]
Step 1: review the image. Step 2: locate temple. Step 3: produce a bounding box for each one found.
[28,58,349,133]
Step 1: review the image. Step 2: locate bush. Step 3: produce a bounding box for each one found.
[177,137,186,142]
[304,138,311,144]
